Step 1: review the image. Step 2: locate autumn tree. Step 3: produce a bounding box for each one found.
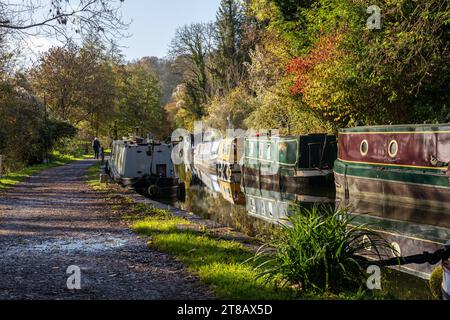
[31,40,115,135]
[169,23,215,119]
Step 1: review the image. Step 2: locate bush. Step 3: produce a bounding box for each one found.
[0,82,76,172]
[251,205,391,293]
[55,138,90,158]
[429,266,444,300]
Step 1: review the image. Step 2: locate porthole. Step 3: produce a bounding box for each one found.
[362,235,372,251]
[391,242,402,258]
[388,140,398,158]
[360,140,369,156]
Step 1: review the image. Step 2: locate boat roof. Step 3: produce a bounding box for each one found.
[339,124,450,133]
[246,134,331,140]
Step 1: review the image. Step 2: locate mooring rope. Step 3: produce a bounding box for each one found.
[361,244,450,268]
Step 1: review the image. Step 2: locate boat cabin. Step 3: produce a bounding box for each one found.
[107,137,180,198]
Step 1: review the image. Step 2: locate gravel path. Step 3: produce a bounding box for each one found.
[0,160,213,300]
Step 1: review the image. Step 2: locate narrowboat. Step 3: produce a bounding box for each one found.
[337,194,450,279]
[106,136,182,198]
[334,124,450,207]
[242,180,334,224]
[216,137,244,183]
[193,164,221,195]
[242,133,337,186]
[193,139,221,174]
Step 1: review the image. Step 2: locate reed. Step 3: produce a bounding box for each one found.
[250,205,392,294]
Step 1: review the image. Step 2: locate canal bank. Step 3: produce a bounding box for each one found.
[90,163,436,300]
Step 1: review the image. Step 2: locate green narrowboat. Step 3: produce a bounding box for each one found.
[334,124,450,207]
[242,179,335,224]
[242,133,337,185]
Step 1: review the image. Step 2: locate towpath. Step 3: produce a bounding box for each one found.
[0,160,212,300]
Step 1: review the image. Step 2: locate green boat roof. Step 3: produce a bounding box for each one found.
[339,124,450,133]
[246,134,331,140]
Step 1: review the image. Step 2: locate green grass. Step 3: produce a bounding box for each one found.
[0,152,87,191]
[86,163,108,191]
[132,216,297,300]
[85,168,425,300]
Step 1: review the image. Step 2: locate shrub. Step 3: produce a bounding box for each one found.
[251,205,392,293]
[429,266,444,300]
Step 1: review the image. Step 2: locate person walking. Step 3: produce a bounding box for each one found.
[92,138,101,160]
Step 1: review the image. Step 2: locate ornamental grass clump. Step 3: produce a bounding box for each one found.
[251,205,391,294]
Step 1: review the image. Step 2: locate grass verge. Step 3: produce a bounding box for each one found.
[132,215,297,300]
[85,163,432,300]
[85,163,296,299]
[0,152,89,191]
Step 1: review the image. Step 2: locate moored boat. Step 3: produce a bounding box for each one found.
[193,139,221,174]
[216,137,244,183]
[334,124,450,207]
[242,179,335,224]
[242,133,337,186]
[106,136,182,198]
[336,195,450,279]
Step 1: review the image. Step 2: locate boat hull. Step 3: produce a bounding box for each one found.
[106,160,179,198]
[334,160,450,209]
[242,165,334,187]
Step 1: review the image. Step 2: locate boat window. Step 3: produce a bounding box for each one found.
[388,140,398,158]
[249,198,256,212]
[360,140,369,156]
[261,201,266,215]
[259,142,264,159]
[249,141,254,156]
[268,202,274,217]
[266,143,271,160]
[278,141,297,165]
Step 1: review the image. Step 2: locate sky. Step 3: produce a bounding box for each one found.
[119,0,222,60]
[19,0,221,64]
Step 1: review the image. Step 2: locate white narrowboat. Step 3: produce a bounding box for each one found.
[106,136,182,199]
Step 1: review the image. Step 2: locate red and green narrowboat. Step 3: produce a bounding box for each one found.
[334,124,450,207]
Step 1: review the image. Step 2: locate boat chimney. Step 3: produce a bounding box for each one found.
[135,126,140,137]
[147,133,155,144]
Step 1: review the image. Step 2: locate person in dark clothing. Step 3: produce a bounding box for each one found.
[92,138,101,159]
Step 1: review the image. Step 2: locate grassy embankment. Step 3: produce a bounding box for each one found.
[87,163,415,300]
[89,164,437,300]
[86,164,296,299]
[0,152,91,191]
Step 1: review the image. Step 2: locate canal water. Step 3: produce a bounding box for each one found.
[155,164,449,299]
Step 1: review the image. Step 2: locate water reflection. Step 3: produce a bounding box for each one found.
[169,163,449,279]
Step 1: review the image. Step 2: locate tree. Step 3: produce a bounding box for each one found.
[30,40,115,133]
[283,0,450,127]
[0,73,76,171]
[0,0,127,42]
[114,60,164,138]
[169,23,215,119]
[211,0,246,94]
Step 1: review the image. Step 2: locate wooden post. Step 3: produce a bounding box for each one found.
[0,155,3,178]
